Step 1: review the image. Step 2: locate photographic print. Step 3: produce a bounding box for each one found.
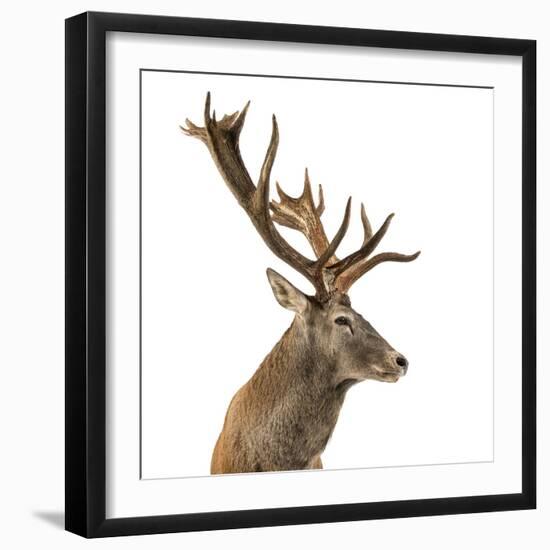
[66,12,535,537]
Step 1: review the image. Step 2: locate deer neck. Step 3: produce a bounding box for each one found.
[248,318,346,469]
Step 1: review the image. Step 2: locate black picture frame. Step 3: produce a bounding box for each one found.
[65,11,536,538]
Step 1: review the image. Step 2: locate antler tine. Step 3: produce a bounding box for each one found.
[315,197,351,269]
[317,183,325,217]
[251,114,321,279]
[254,115,279,210]
[302,168,315,204]
[360,203,373,245]
[231,101,250,141]
[336,251,421,293]
[204,91,211,124]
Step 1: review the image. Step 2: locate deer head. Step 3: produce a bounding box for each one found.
[182,93,419,386]
[265,268,409,386]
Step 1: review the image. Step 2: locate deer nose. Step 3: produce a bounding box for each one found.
[395,354,408,373]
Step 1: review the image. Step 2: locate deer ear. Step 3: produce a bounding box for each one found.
[266,268,309,314]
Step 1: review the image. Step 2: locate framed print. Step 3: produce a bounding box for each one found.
[65,11,536,538]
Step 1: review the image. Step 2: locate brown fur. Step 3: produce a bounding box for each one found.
[211,322,341,474]
[211,289,407,474]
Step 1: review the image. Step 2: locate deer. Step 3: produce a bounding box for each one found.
[181,93,420,475]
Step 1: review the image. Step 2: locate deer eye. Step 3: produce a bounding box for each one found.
[334,316,350,326]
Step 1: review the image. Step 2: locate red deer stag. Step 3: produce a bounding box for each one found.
[182,93,420,474]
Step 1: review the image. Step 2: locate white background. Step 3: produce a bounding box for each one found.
[141,71,494,478]
[0,1,547,549]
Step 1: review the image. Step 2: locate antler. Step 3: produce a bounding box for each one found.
[182,93,419,299]
[270,171,420,293]
[181,92,351,300]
